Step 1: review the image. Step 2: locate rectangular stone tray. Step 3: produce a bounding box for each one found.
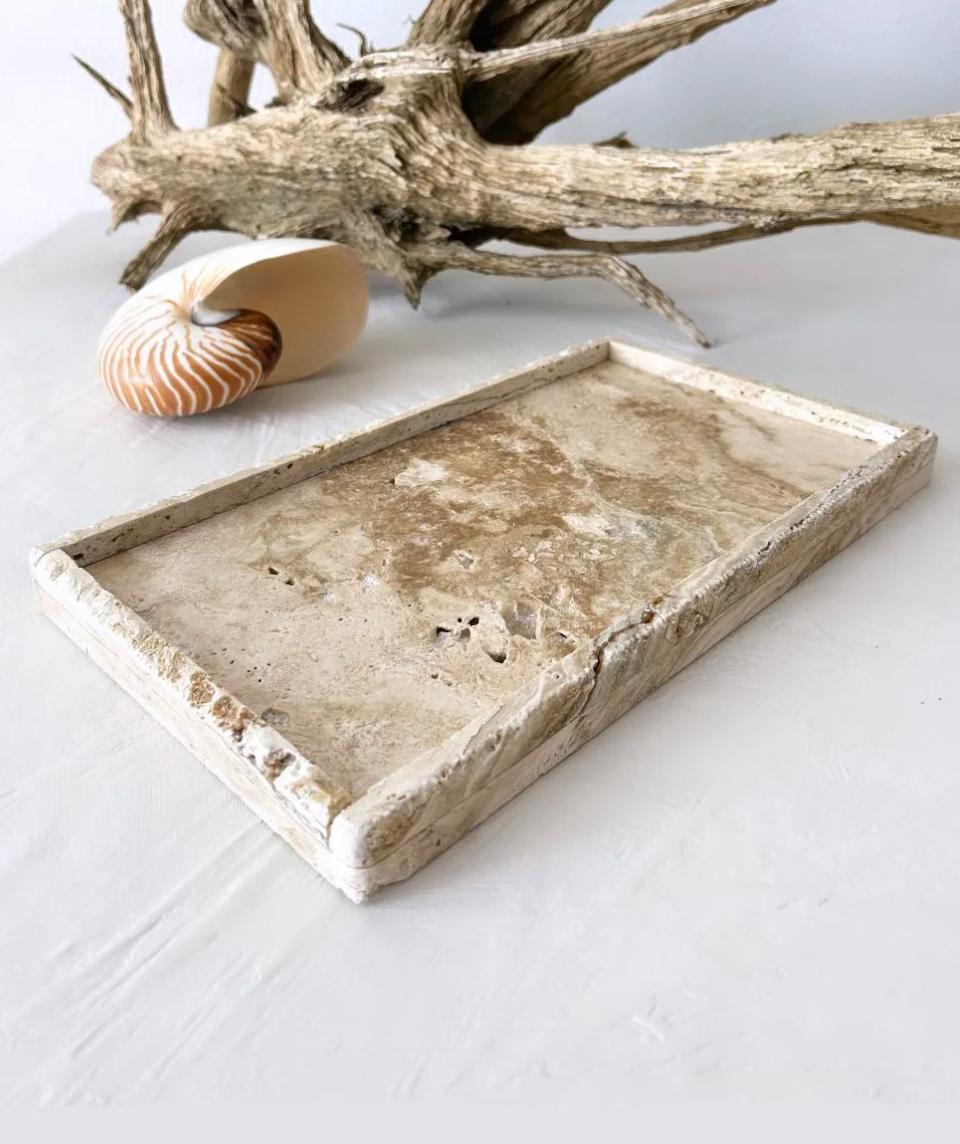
[32,340,936,901]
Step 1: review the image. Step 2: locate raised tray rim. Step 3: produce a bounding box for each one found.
[31,339,937,900]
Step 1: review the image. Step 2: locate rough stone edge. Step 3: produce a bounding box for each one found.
[334,444,936,897]
[32,550,354,845]
[29,339,609,569]
[329,424,938,875]
[608,341,908,445]
[28,340,938,901]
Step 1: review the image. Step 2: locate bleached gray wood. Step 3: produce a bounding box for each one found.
[78,0,960,346]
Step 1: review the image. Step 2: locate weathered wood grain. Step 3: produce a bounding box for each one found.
[79,0,960,345]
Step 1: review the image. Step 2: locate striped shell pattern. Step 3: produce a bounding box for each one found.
[99,263,282,417]
[96,239,368,418]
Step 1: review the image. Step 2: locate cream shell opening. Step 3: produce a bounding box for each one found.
[98,238,369,417]
[201,241,369,386]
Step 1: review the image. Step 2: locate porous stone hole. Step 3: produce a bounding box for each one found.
[268,566,279,575]
[486,648,507,664]
[501,597,542,640]
[434,624,455,648]
[436,613,485,647]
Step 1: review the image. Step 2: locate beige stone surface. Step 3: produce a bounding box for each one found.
[33,341,936,899]
[90,359,877,799]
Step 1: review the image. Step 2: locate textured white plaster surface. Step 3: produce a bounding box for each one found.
[0,212,957,1104]
[4,0,960,1105]
[5,0,960,1090]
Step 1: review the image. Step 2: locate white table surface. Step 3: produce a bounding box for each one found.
[0,216,957,1105]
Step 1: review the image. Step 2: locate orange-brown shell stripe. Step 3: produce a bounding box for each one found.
[98,295,281,417]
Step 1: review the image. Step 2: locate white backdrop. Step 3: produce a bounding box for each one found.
[3,0,960,259]
[2,0,960,1107]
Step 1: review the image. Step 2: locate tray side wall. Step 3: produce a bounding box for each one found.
[32,341,609,569]
[31,341,939,902]
[330,427,936,895]
[32,551,373,901]
[608,342,907,445]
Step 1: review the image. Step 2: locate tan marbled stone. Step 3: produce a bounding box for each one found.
[32,341,936,900]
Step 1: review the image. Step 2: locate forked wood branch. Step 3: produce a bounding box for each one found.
[119,0,176,139]
[207,49,255,125]
[80,0,960,345]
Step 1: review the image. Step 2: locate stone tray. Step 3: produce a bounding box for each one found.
[31,340,936,901]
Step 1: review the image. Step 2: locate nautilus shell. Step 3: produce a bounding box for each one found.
[98,239,368,417]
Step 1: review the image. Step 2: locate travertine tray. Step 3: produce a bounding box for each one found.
[32,341,936,900]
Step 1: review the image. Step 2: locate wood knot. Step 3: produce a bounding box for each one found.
[314,77,385,114]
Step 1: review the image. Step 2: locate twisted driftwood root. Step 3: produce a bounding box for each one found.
[79,0,960,345]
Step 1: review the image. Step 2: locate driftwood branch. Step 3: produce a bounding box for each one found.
[108,196,150,234]
[463,2,616,139]
[464,0,771,142]
[464,0,772,80]
[84,0,960,345]
[253,0,348,98]
[207,48,255,125]
[184,0,264,59]
[408,0,490,46]
[499,222,806,255]
[502,210,960,255]
[119,0,175,140]
[499,0,773,142]
[73,56,133,120]
[185,0,348,102]
[411,241,710,346]
[119,203,213,288]
[338,24,374,59]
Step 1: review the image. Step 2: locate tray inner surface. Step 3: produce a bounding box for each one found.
[90,360,879,797]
